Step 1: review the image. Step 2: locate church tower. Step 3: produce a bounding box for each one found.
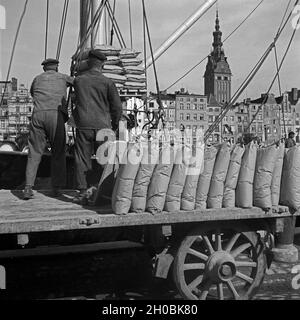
[204,11,232,104]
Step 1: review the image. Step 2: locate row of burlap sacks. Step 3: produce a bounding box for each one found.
[73,45,146,90]
[109,139,300,215]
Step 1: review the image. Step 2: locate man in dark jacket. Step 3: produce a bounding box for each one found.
[23,59,73,200]
[72,49,122,203]
[285,131,296,148]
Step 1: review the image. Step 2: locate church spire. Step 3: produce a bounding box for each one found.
[212,10,223,58]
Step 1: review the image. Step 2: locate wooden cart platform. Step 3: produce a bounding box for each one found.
[0,190,297,235]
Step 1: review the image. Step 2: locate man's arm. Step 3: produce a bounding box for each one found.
[108,81,122,131]
[64,74,74,87]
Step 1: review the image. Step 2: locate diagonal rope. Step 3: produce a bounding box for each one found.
[56,0,69,60]
[165,0,265,92]
[0,0,29,109]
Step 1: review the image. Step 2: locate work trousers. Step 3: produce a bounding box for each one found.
[25,110,66,188]
[74,129,103,190]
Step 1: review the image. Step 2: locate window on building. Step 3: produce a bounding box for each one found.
[208,115,214,123]
[180,103,184,109]
[186,97,190,102]
[224,76,228,80]
[238,125,243,133]
[215,108,220,113]
[258,125,262,132]
[199,104,204,110]
[273,120,276,125]
[199,114,204,121]
[215,125,220,133]
[193,114,197,121]
[193,125,197,133]
[251,126,256,132]
[187,103,191,109]
[231,116,234,122]
[193,98,197,102]
[186,113,190,120]
[208,108,213,112]
[238,116,241,122]
[180,113,184,120]
[149,102,154,108]
[217,76,222,80]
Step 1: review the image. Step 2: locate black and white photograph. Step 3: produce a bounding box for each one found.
[0,0,300,309]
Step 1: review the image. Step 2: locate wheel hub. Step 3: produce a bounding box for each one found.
[206,251,236,282]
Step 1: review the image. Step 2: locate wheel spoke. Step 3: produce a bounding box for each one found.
[235,261,257,268]
[236,271,254,284]
[188,274,204,290]
[188,248,208,261]
[217,283,224,300]
[203,235,215,255]
[227,280,240,300]
[183,263,206,271]
[216,231,222,251]
[225,233,240,252]
[198,278,212,300]
[231,243,251,258]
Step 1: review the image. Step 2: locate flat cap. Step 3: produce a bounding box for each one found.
[88,49,107,61]
[41,58,59,66]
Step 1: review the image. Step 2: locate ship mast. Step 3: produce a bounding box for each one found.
[80,0,106,48]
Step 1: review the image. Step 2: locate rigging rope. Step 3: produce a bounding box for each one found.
[56,0,69,60]
[128,0,133,48]
[106,1,126,48]
[142,0,162,111]
[109,0,116,45]
[44,0,49,59]
[204,0,299,142]
[245,8,300,134]
[0,0,29,109]
[165,0,265,92]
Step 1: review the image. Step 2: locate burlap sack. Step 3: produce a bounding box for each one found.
[207,143,231,209]
[223,145,245,208]
[235,142,258,208]
[181,142,205,211]
[131,141,159,213]
[146,145,175,214]
[195,145,218,209]
[164,146,189,212]
[271,143,285,206]
[280,145,300,210]
[253,145,278,210]
[112,143,142,215]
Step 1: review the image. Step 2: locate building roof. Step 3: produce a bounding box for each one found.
[250,93,277,105]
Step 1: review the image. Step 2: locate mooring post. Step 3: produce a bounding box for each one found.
[273,216,298,263]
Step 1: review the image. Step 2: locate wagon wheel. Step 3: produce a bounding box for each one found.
[173,224,266,300]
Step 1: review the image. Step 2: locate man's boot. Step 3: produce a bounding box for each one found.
[73,189,88,205]
[23,186,34,200]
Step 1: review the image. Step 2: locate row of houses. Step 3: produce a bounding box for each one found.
[1,77,300,146]
[0,79,32,140]
[148,87,300,145]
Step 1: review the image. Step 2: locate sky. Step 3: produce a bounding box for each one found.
[0,0,299,100]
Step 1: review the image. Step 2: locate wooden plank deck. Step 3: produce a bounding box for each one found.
[0,190,297,235]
